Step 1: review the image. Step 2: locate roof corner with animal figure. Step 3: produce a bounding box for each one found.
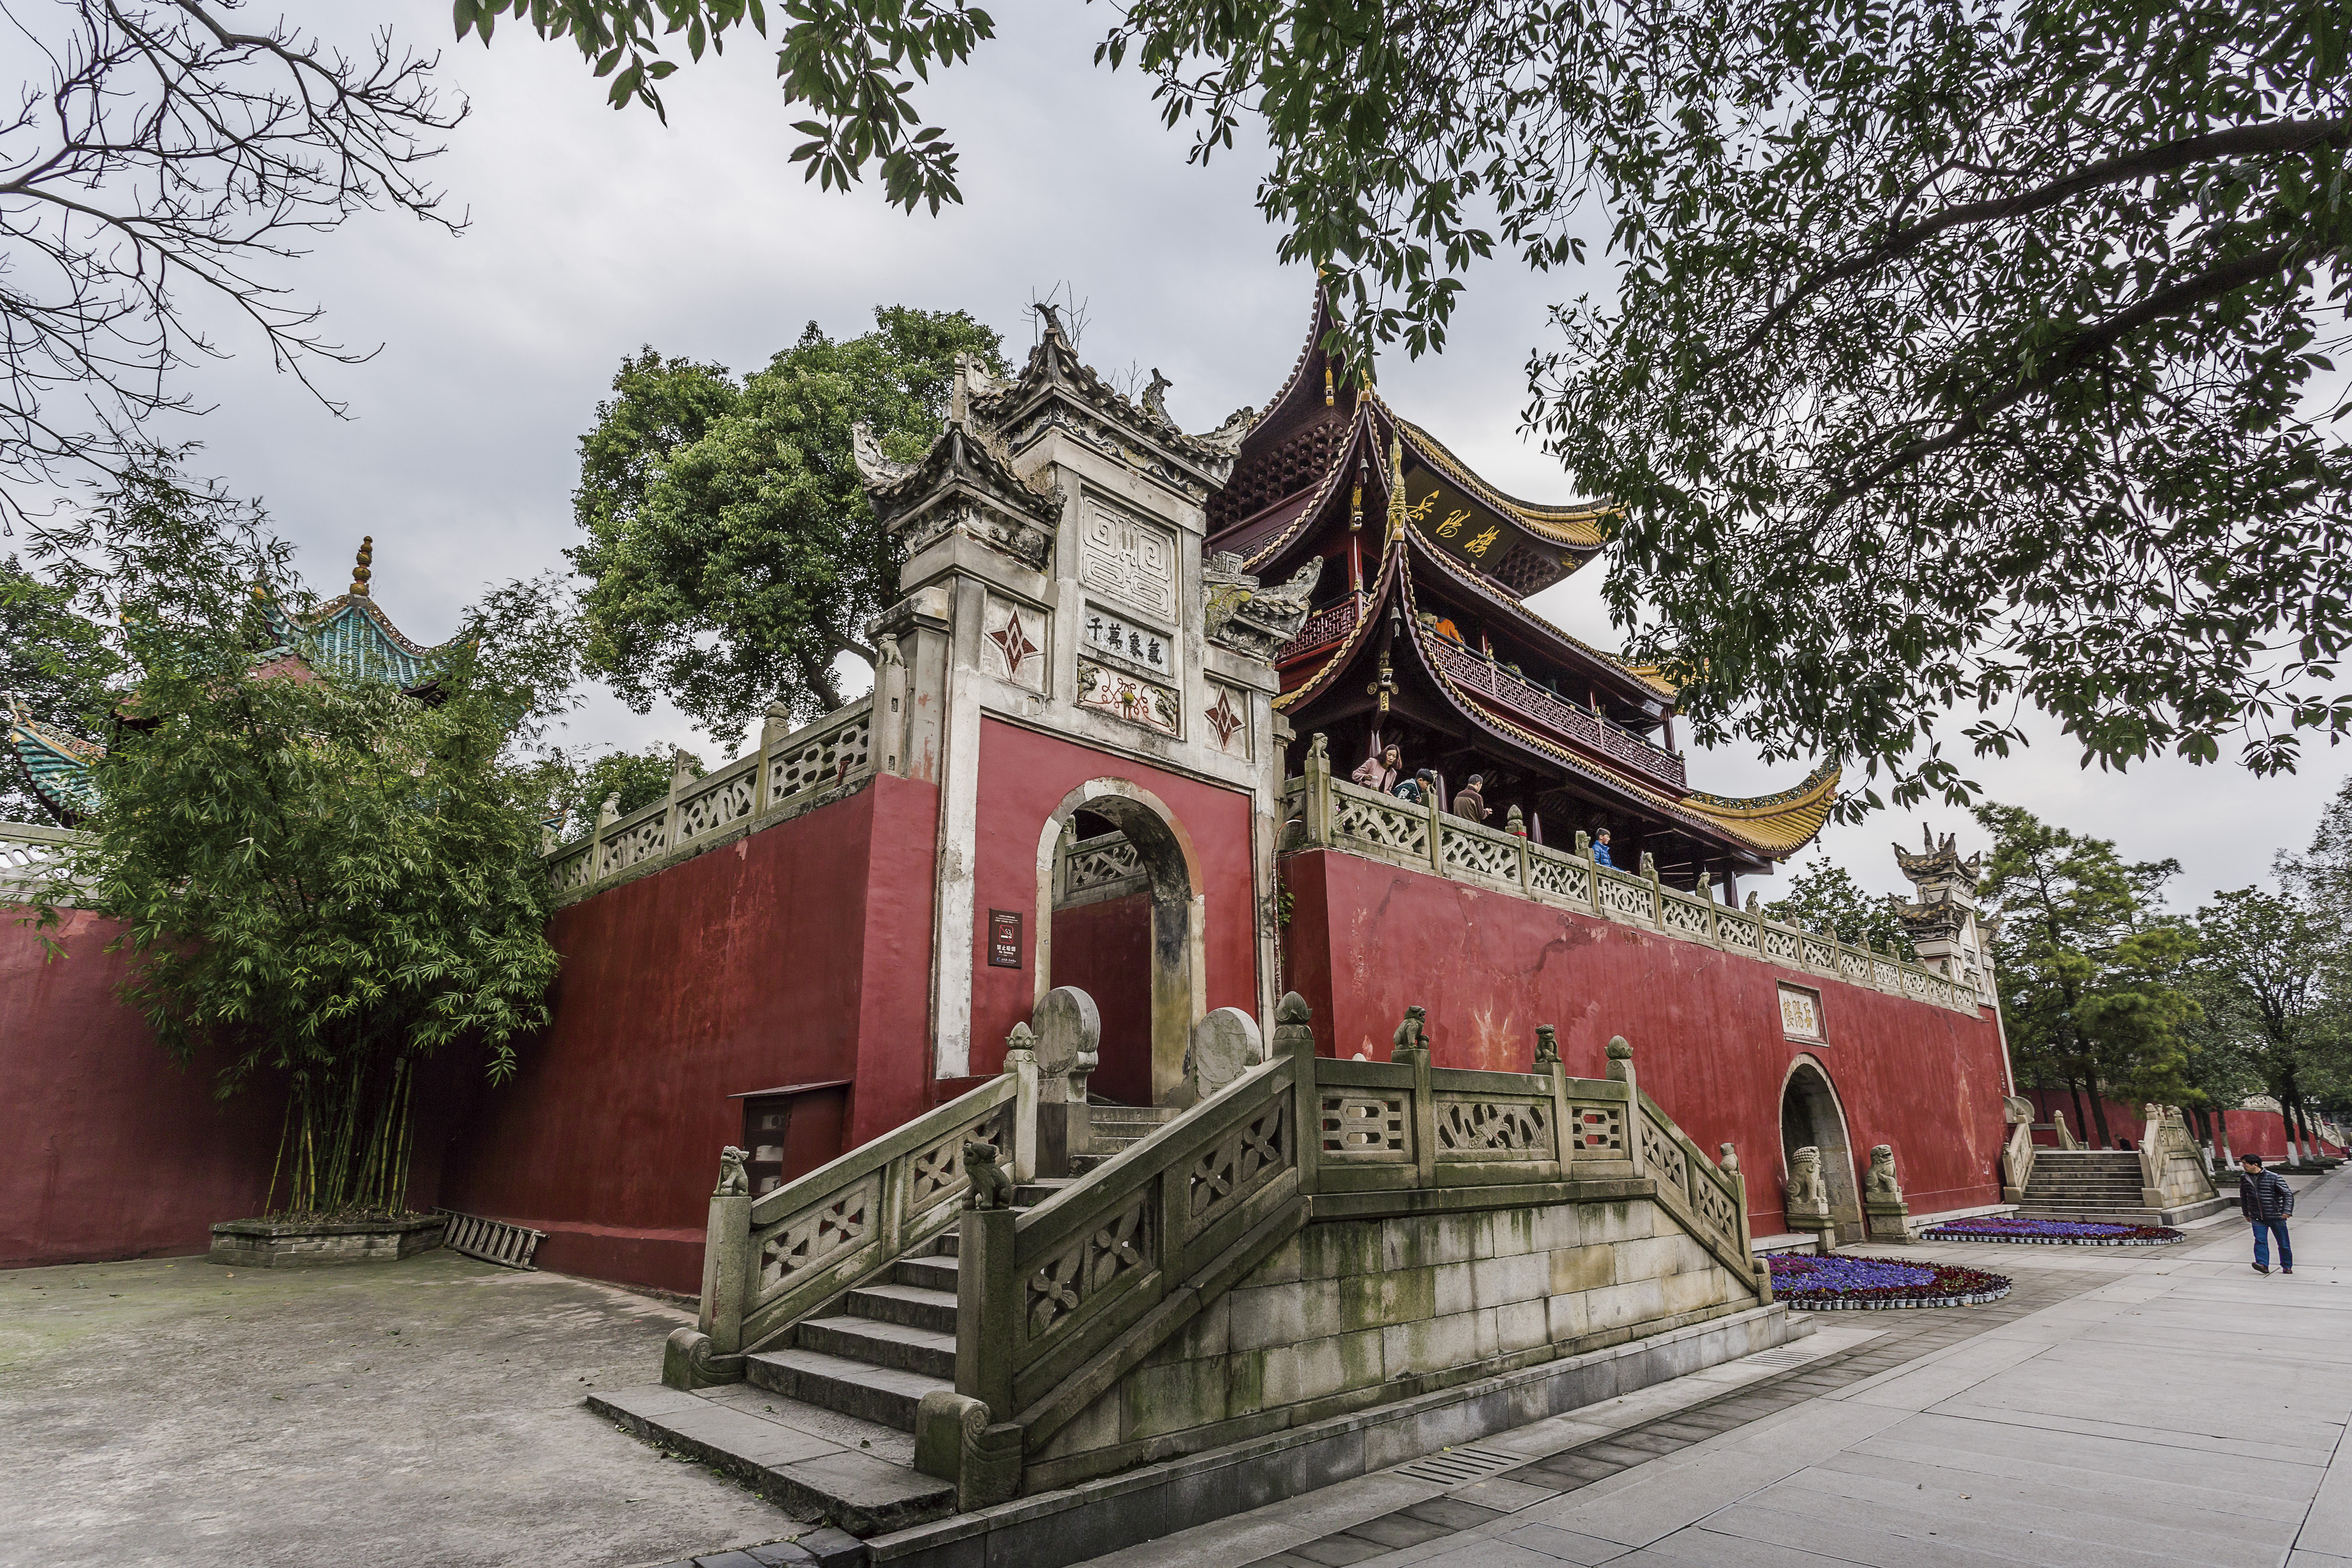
[6,537,465,827]
[1211,288,1840,891]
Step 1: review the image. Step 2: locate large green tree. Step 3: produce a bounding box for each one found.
[480,0,2352,807]
[1761,857,1913,952]
[26,463,563,1214]
[1976,802,2199,1145]
[2190,886,2345,1162]
[571,306,1008,745]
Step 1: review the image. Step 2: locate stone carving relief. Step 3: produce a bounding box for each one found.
[1077,658,1181,738]
[1078,497,1177,621]
[980,594,1048,692]
[1185,1007,1261,1099]
[1785,1146,1832,1222]
[1778,984,1823,1042]
[1200,551,1323,662]
[1864,1144,1903,1202]
[1203,683,1249,757]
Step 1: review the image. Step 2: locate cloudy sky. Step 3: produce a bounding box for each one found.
[73,0,2350,913]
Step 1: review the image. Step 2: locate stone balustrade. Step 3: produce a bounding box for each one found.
[543,697,877,903]
[1285,751,1982,1016]
[0,818,86,901]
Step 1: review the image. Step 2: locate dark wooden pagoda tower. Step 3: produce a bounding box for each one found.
[1210,293,1837,898]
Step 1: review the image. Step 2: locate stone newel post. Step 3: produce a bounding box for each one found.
[1607,1037,1642,1179]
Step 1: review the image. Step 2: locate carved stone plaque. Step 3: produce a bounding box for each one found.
[1077,659,1181,739]
[1078,497,1176,622]
[1779,983,1823,1042]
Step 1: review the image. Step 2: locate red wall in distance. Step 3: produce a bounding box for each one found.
[964,720,1259,1080]
[1279,849,2013,1234]
[1049,891,1155,1105]
[441,775,941,1295]
[2,907,281,1267]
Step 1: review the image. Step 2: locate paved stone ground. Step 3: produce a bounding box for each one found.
[0,1250,830,1568]
[1075,1169,2351,1568]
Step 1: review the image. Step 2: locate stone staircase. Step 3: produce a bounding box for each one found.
[2015,1149,2166,1223]
[1070,1100,1177,1173]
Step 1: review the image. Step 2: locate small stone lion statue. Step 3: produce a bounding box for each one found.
[963,1139,1014,1211]
[1785,1146,1829,1214]
[715,1146,750,1197]
[1532,1023,1560,1069]
[1391,1004,1430,1063]
[1865,1143,1903,1202]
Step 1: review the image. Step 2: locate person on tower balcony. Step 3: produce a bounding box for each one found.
[1353,743,1403,793]
[1453,774,1490,824]
[1592,827,1616,868]
[1396,769,1438,806]
[2239,1152,2296,1274]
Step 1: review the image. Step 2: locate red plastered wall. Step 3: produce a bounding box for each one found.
[1,907,283,1266]
[963,720,1259,1078]
[441,775,940,1294]
[1279,848,2012,1233]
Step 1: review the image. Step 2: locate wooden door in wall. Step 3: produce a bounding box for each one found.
[738,1084,851,1196]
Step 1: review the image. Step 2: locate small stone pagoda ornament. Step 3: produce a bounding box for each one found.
[1863,1142,1912,1243]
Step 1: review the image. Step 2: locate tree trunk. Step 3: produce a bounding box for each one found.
[2070,1077,2094,1149]
[2083,1074,2114,1148]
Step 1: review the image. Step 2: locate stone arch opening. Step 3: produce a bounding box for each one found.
[1780,1056,1863,1242]
[1034,781,1205,1108]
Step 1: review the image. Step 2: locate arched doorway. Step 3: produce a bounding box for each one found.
[1034,781,1205,1107]
[1780,1057,1862,1243]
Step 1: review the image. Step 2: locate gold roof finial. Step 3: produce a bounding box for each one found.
[350,536,374,598]
[1385,435,1407,543]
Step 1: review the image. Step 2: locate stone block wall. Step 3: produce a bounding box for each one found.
[1029,1194,1746,1483]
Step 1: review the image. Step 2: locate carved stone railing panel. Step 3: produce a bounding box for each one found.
[1689,1163,1740,1245]
[1526,846,1592,904]
[1065,831,1143,896]
[1184,1100,1290,1235]
[1320,1091,1411,1159]
[1837,949,1871,983]
[1799,934,1836,970]
[546,842,594,894]
[768,700,874,807]
[1761,926,1800,965]
[1660,892,1715,939]
[1597,870,1657,923]
[1329,778,1432,860]
[675,758,760,845]
[1872,957,1901,989]
[1903,968,1931,999]
[1433,1094,1554,1161]
[1718,912,1761,955]
[1024,1191,1152,1341]
[1565,1102,1626,1157]
[1439,819,1519,884]
[1638,1108,1687,1194]
[755,1172,881,1295]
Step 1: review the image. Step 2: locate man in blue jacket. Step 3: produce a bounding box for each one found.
[2239,1152,2294,1274]
[1592,827,1616,868]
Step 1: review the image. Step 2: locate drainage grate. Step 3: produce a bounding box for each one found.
[1741,1346,1820,1370]
[1393,1446,1525,1486]
[437,1209,547,1270]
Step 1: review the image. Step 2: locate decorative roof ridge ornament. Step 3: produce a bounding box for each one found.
[350,535,374,598]
[1384,432,1408,544]
[851,421,920,487]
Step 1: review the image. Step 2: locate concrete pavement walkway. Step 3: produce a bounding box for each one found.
[1076,1170,2350,1568]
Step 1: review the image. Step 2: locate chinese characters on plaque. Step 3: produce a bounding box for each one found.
[1778,984,1824,1042]
[1081,606,1173,677]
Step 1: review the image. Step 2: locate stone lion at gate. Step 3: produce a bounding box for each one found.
[1785,1146,1830,1215]
[1865,1143,1903,1202]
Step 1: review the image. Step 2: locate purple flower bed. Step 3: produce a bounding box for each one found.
[1920,1216,2182,1247]
[1766,1253,2012,1310]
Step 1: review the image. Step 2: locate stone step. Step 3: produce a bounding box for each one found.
[589,1384,953,1538]
[1088,1106,1179,1124]
[845,1280,959,1335]
[1014,1177,1077,1208]
[894,1253,959,1292]
[796,1314,959,1379]
[747,1346,950,1432]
